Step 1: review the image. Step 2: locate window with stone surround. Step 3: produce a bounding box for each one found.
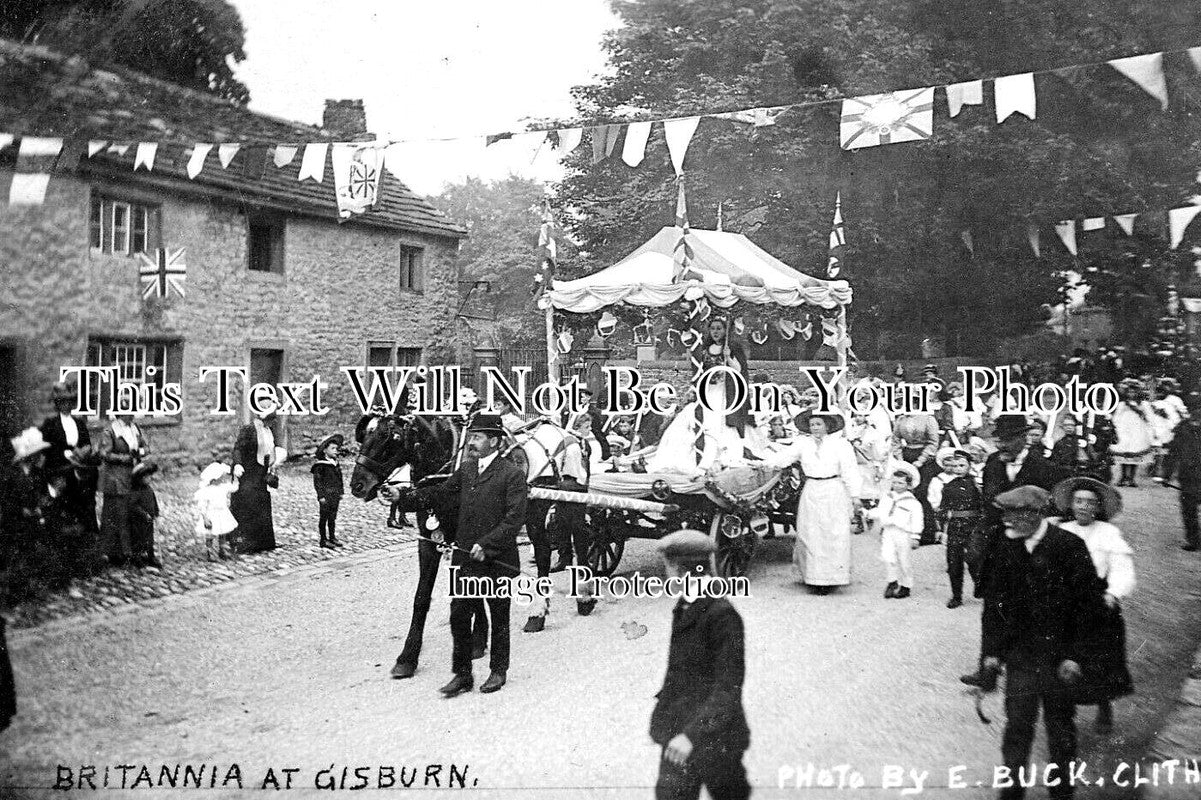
[247,212,286,273]
[399,244,424,292]
[364,342,422,370]
[85,336,183,421]
[89,192,161,255]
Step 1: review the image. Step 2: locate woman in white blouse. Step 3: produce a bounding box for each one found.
[769,410,862,593]
[1053,476,1135,734]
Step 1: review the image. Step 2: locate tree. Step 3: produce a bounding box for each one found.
[429,176,571,348]
[553,0,1201,358]
[0,0,250,104]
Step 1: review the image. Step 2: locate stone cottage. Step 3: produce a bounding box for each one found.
[0,38,466,466]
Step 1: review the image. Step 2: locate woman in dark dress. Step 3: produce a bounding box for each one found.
[230,409,278,553]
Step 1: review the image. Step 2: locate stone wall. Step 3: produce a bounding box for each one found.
[0,170,460,470]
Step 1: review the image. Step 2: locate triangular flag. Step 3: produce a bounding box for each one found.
[1109,52,1168,111]
[485,132,514,147]
[106,143,130,156]
[995,73,1036,122]
[621,121,652,167]
[555,128,582,152]
[1082,217,1105,231]
[217,143,240,168]
[946,80,983,117]
[0,133,11,154]
[273,145,298,168]
[1169,206,1201,249]
[664,117,701,175]
[134,142,157,171]
[840,88,935,149]
[712,105,789,126]
[1026,224,1041,258]
[960,229,974,254]
[298,143,329,182]
[827,192,845,278]
[1113,213,1136,235]
[241,145,269,178]
[9,174,51,205]
[86,140,106,157]
[591,124,621,163]
[1054,221,1077,256]
[1190,47,1201,75]
[187,144,212,179]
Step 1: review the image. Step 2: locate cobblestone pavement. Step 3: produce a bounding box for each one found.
[5,463,416,629]
[1,484,1200,800]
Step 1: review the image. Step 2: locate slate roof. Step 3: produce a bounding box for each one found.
[0,38,466,239]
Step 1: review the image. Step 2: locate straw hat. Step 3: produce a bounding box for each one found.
[10,427,50,463]
[796,408,845,434]
[1053,476,1122,520]
[199,462,231,485]
[888,461,921,490]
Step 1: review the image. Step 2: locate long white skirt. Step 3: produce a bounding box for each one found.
[794,478,853,586]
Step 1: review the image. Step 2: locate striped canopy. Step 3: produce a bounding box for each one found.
[546,227,851,314]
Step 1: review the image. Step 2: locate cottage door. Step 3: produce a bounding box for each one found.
[249,348,286,453]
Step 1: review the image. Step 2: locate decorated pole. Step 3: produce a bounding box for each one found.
[533,197,560,385]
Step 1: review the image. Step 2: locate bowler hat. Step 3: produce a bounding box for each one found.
[467,413,506,436]
[316,433,344,455]
[993,414,1030,441]
[795,408,845,434]
[993,485,1052,512]
[10,427,50,463]
[656,529,716,559]
[1053,476,1122,520]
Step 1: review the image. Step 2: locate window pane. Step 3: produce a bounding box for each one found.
[396,348,421,368]
[147,345,168,389]
[112,202,130,255]
[132,205,148,254]
[249,220,275,272]
[367,345,393,369]
[89,195,103,250]
[113,343,146,383]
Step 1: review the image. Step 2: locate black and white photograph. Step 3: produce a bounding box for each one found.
[2,1,1201,798]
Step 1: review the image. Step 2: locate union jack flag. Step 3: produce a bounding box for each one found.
[138,247,186,299]
[839,88,934,150]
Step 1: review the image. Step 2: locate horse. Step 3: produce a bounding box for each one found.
[349,410,594,678]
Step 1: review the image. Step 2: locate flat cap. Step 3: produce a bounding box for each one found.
[994,485,1051,512]
[656,529,715,558]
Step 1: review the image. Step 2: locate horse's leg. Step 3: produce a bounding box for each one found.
[521,498,552,631]
[392,537,441,678]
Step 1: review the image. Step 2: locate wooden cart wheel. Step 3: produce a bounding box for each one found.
[586,514,625,577]
[709,511,755,579]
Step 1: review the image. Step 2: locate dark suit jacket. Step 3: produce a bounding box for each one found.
[1163,421,1201,493]
[416,454,528,579]
[39,415,92,473]
[650,597,750,753]
[981,448,1073,527]
[311,460,344,500]
[982,524,1105,675]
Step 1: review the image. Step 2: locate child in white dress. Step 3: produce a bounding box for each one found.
[195,462,239,560]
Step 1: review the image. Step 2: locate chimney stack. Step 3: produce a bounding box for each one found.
[322,99,372,141]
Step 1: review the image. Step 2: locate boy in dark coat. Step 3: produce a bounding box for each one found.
[129,462,161,568]
[312,434,345,549]
[935,449,983,608]
[650,530,750,800]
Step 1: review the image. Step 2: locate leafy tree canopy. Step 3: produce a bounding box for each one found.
[1,0,250,104]
[553,0,1201,358]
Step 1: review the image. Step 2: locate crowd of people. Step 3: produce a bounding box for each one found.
[0,386,355,607]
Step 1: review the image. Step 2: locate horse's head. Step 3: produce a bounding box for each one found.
[350,412,460,500]
[350,413,412,500]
